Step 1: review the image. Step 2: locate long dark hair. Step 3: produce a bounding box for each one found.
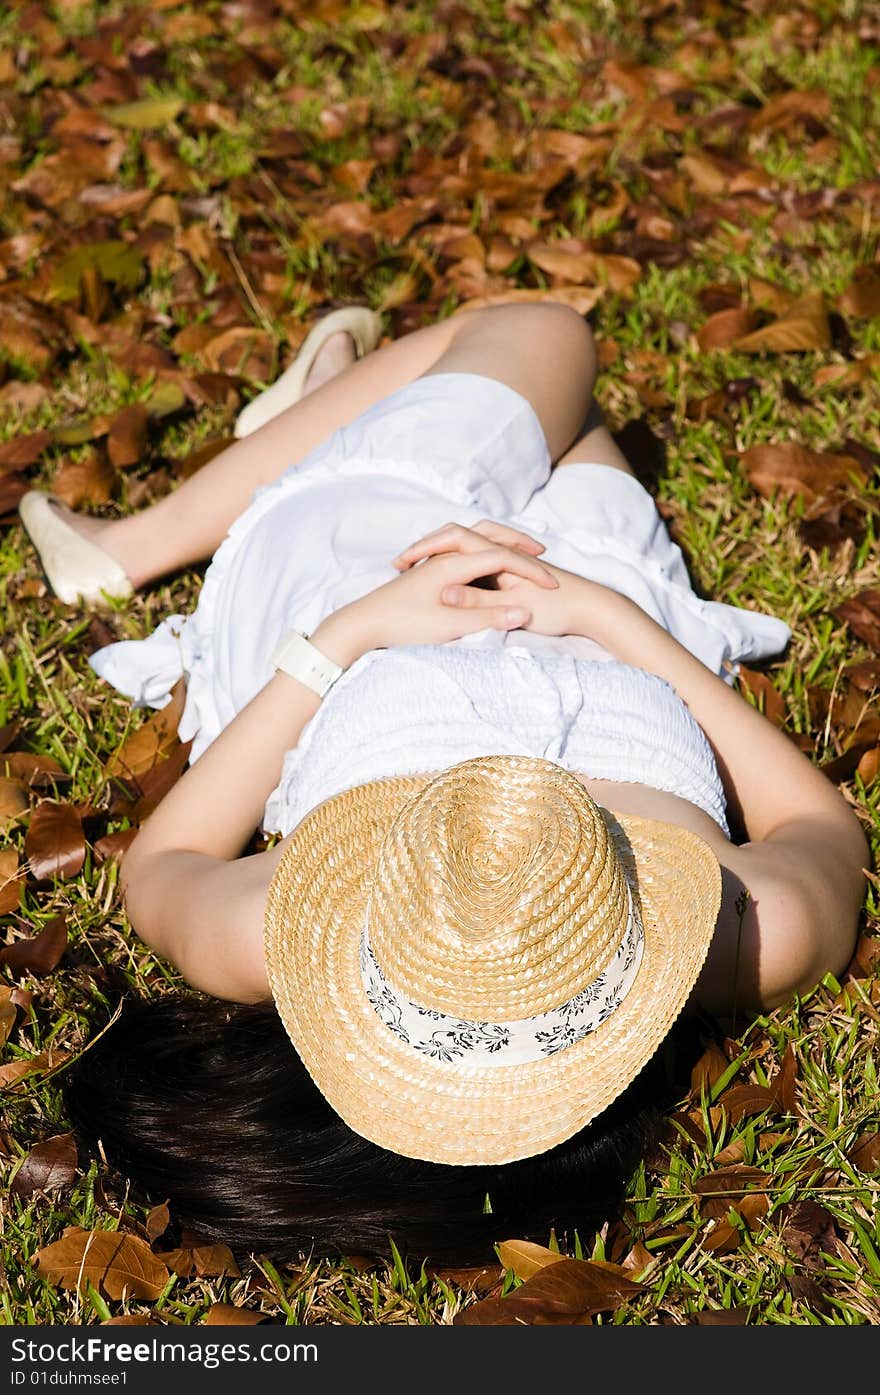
[64,995,694,1266]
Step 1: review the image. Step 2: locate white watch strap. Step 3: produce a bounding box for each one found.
[269,630,343,697]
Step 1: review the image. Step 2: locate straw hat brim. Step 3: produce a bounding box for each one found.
[264,772,722,1166]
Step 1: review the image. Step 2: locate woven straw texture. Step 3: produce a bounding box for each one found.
[264,755,722,1165]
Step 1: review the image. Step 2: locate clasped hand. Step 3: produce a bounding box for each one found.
[320,521,593,663]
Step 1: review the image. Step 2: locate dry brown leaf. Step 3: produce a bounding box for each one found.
[732,292,830,352]
[815,354,880,389]
[92,828,138,864]
[696,306,756,351]
[0,1047,70,1090]
[496,1239,567,1282]
[0,987,18,1047]
[737,666,787,725]
[700,1221,741,1254]
[25,802,86,882]
[33,1228,169,1300]
[838,268,880,319]
[0,776,29,828]
[11,1133,78,1198]
[204,1303,272,1325]
[856,747,880,784]
[455,286,604,315]
[748,278,798,316]
[0,430,53,469]
[689,1041,730,1097]
[834,591,880,654]
[430,1263,504,1294]
[716,1083,777,1124]
[107,403,148,468]
[740,441,867,507]
[847,1131,880,1172]
[454,1256,643,1325]
[51,451,118,509]
[155,1241,240,1278]
[527,244,641,294]
[104,679,186,780]
[770,1042,799,1115]
[0,914,68,976]
[694,1165,771,1221]
[1,753,69,789]
[202,327,275,381]
[0,847,23,915]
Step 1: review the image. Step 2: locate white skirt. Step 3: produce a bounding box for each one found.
[90,373,791,802]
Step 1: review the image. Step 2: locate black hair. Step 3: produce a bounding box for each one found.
[63,995,694,1267]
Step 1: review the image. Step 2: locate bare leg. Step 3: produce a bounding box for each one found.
[53,305,597,589]
[554,401,636,475]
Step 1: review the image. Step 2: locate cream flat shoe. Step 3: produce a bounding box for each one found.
[233,305,383,439]
[18,491,133,606]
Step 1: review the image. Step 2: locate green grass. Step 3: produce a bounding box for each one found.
[1,0,880,1326]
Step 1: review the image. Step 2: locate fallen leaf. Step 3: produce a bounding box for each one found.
[732,292,830,353]
[430,1264,504,1294]
[700,1221,741,1254]
[0,777,29,829]
[0,753,69,790]
[689,1041,730,1097]
[847,1132,880,1172]
[838,267,880,319]
[0,431,53,469]
[697,306,756,351]
[496,1239,566,1282]
[716,1083,777,1124]
[25,802,86,882]
[527,244,641,294]
[0,914,67,976]
[737,667,786,725]
[0,1047,70,1090]
[202,327,275,380]
[11,1133,78,1198]
[694,1165,771,1221]
[0,848,23,915]
[107,404,148,469]
[50,451,118,509]
[454,1257,642,1325]
[740,442,867,507]
[455,285,604,315]
[770,1043,799,1115]
[104,679,186,780]
[204,1303,272,1325]
[0,987,17,1047]
[33,1228,169,1300]
[834,591,880,653]
[92,828,138,864]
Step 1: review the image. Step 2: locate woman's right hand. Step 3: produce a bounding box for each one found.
[310,540,559,666]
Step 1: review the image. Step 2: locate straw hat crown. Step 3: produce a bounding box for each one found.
[366,756,629,1020]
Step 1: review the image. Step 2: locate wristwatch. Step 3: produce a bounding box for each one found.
[269,630,344,698]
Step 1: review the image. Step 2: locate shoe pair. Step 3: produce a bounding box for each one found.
[17,306,383,606]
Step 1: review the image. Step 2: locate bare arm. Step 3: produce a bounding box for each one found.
[566,581,868,1013]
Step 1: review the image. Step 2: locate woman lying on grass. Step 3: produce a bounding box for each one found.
[19,303,867,1265]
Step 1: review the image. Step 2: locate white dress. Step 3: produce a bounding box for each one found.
[89,372,791,838]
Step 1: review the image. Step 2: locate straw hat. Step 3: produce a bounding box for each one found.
[264,755,722,1166]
